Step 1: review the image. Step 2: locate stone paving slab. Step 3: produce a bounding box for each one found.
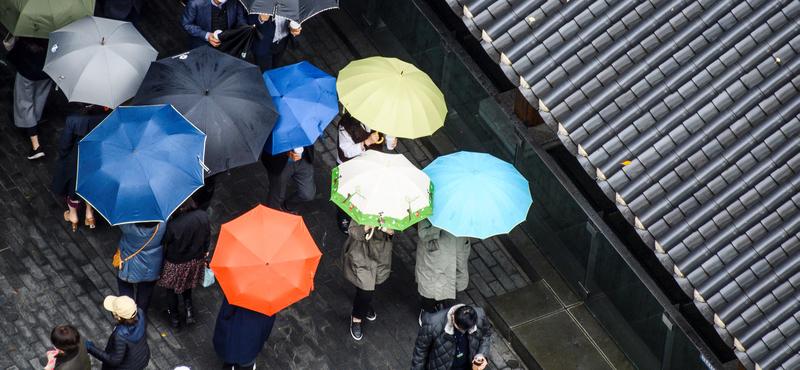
[0,1,529,369]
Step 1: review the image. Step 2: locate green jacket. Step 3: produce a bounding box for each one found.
[342,220,393,291]
[415,220,471,301]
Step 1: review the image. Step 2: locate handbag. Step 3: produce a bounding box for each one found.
[202,267,216,288]
[112,224,160,269]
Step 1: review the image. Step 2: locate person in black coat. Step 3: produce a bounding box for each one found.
[103,0,143,23]
[213,297,276,370]
[52,104,108,232]
[261,144,315,213]
[87,296,150,370]
[411,304,492,370]
[247,13,276,71]
[156,199,210,328]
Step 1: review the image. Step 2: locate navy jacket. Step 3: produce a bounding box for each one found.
[247,14,276,57]
[87,309,150,370]
[213,298,275,364]
[117,223,166,283]
[103,0,142,21]
[182,0,247,48]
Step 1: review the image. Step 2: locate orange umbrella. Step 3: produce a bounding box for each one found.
[210,205,322,316]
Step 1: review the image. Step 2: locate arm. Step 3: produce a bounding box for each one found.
[338,127,365,159]
[181,2,210,41]
[410,324,434,370]
[475,311,494,359]
[87,334,127,366]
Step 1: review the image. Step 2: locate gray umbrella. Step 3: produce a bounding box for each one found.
[43,16,157,108]
[239,0,338,23]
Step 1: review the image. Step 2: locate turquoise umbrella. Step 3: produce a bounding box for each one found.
[423,151,532,239]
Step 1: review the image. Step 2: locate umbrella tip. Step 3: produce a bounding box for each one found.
[101,37,105,45]
[204,89,210,96]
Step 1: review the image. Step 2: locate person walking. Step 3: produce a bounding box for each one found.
[261,145,315,213]
[415,219,472,321]
[181,0,248,49]
[116,222,166,313]
[342,220,394,340]
[335,113,397,233]
[411,304,492,370]
[5,36,52,160]
[213,297,276,370]
[44,325,91,370]
[52,104,108,232]
[157,199,210,328]
[86,295,150,370]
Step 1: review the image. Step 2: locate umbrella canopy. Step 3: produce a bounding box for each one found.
[210,205,322,316]
[331,150,432,231]
[43,16,157,108]
[133,46,278,176]
[0,0,94,38]
[423,151,532,239]
[76,105,206,225]
[239,0,338,23]
[336,56,446,139]
[263,61,338,155]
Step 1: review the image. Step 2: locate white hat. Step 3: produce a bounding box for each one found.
[102,295,137,320]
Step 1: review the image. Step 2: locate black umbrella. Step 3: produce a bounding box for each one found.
[239,0,338,23]
[218,25,257,59]
[133,46,278,176]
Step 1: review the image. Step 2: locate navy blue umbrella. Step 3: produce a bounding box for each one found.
[76,105,207,225]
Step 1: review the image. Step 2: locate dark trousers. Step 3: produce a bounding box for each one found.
[420,296,455,314]
[117,278,156,313]
[271,37,291,68]
[167,289,193,312]
[265,158,315,211]
[351,288,374,320]
[253,52,272,72]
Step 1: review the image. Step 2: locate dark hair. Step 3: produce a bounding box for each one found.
[50,325,80,353]
[176,198,198,215]
[454,305,478,331]
[117,314,139,327]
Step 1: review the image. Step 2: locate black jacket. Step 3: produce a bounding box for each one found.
[163,209,211,263]
[7,37,49,81]
[411,305,493,370]
[87,309,150,370]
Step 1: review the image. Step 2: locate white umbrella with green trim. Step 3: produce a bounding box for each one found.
[331,150,432,231]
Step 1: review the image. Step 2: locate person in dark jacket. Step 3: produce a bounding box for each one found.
[213,297,276,370]
[45,324,91,370]
[117,222,167,313]
[247,13,275,71]
[411,304,492,370]
[6,36,52,160]
[181,0,247,49]
[157,199,210,328]
[52,104,108,232]
[87,295,150,370]
[103,0,143,23]
[261,144,315,213]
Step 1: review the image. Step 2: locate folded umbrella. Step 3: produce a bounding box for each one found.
[210,205,322,316]
[331,150,432,231]
[133,46,278,176]
[43,16,157,108]
[336,56,446,139]
[76,105,206,225]
[0,0,94,38]
[423,151,532,239]
[239,0,338,23]
[217,25,256,59]
[262,61,338,155]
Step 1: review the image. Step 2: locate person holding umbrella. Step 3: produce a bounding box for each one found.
[262,146,315,212]
[181,0,248,49]
[342,220,394,341]
[247,13,276,71]
[52,104,108,232]
[5,36,51,160]
[212,297,275,370]
[415,219,472,321]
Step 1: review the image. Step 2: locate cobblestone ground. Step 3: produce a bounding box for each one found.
[0,2,529,369]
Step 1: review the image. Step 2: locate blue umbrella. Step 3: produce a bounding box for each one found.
[262,61,338,155]
[76,105,207,225]
[423,151,532,239]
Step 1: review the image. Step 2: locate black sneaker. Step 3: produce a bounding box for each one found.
[27,147,45,160]
[350,319,363,341]
[366,309,376,321]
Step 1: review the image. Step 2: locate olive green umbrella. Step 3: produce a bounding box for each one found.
[0,0,94,38]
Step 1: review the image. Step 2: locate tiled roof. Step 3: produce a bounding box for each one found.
[445,0,800,368]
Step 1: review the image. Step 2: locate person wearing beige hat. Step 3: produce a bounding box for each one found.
[86,295,151,370]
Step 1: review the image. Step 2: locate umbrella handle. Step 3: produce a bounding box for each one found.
[371,131,384,145]
[365,226,375,240]
[198,156,209,173]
